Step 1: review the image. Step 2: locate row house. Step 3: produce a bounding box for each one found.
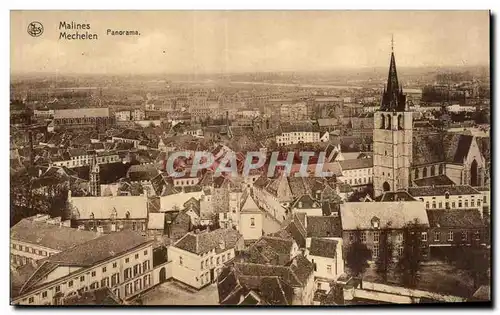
[10,215,99,267]
[168,228,244,289]
[426,209,487,259]
[68,191,148,235]
[11,231,153,305]
[338,158,373,190]
[407,185,483,215]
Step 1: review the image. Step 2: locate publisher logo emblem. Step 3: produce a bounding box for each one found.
[27,21,43,37]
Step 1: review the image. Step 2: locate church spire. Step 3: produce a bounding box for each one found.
[380,36,406,112]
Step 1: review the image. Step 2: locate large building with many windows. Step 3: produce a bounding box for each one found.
[11,231,153,305]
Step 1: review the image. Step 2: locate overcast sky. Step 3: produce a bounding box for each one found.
[11,11,489,74]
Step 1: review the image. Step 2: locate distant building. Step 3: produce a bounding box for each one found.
[53,108,113,130]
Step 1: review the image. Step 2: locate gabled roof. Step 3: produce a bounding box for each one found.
[306,216,342,238]
[309,238,338,259]
[13,231,149,296]
[11,218,99,251]
[340,201,429,230]
[408,185,480,197]
[339,158,373,171]
[426,209,484,228]
[173,228,242,255]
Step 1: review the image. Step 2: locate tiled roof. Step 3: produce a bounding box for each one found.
[412,133,476,166]
[14,231,149,296]
[408,185,480,197]
[339,158,373,171]
[309,238,338,259]
[173,228,242,255]
[69,195,148,220]
[126,163,159,182]
[11,218,99,251]
[426,209,484,228]
[340,201,429,230]
[413,174,455,187]
[306,216,342,238]
[374,191,417,202]
[54,108,109,119]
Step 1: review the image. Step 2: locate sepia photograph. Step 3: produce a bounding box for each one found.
[9,10,491,306]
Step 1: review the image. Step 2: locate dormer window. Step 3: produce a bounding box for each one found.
[371,216,380,229]
[90,212,94,219]
[219,240,226,250]
[125,211,131,219]
[445,192,450,199]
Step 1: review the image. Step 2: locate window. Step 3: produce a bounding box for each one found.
[327,265,332,274]
[113,262,117,268]
[132,222,136,230]
[125,258,130,263]
[216,257,220,265]
[144,250,148,256]
[396,233,403,243]
[179,256,183,266]
[133,264,140,276]
[80,276,85,282]
[398,246,404,257]
[423,167,427,178]
[360,232,367,243]
[55,285,60,293]
[421,232,427,242]
[42,291,47,298]
[462,231,467,242]
[432,201,436,209]
[68,280,74,287]
[102,277,111,287]
[372,244,379,259]
[142,260,150,272]
[439,164,444,174]
[478,200,481,207]
[425,201,430,209]
[445,202,450,209]
[28,297,34,304]
[125,283,133,296]
[135,253,139,259]
[458,200,462,208]
[438,202,443,208]
[12,244,17,250]
[434,231,440,242]
[111,273,119,286]
[430,165,436,176]
[471,200,475,207]
[445,192,450,199]
[373,231,380,243]
[474,231,480,241]
[91,271,96,277]
[483,196,487,203]
[452,202,456,208]
[124,268,132,280]
[448,231,454,242]
[201,261,204,270]
[102,267,107,273]
[250,218,255,227]
[90,282,99,290]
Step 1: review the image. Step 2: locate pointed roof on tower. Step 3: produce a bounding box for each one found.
[380,37,407,112]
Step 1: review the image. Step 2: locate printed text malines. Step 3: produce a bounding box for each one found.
[59,22,98,40]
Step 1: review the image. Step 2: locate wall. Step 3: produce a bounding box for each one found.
[239,213,263,241]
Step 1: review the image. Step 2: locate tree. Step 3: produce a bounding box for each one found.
[375,227,394,283]
[396,219,424,288]
[451,231,489,291]
[345,229,372,279]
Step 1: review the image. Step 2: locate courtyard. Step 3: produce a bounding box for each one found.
[139,281,219,305]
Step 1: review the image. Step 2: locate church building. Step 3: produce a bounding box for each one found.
[373,42,486,198]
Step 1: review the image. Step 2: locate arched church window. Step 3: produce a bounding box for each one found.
[398,115,403,130]
[415,169,419,179]
[386,115,392,130]
[439,164,444,175]
[423,167,428,178]
[380,114,385,129]
[431,165,436,177]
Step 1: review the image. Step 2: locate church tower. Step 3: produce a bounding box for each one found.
[373,39,413,197]
[90,155,101,196]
